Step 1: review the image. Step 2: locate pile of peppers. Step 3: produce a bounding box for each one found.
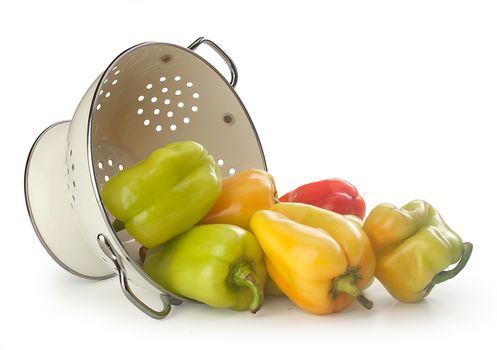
[102,141,473,316]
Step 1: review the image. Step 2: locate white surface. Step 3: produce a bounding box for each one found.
[2,1,496,349]
[25,121,113,278]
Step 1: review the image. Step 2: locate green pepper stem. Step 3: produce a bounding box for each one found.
[424,242,473,296]
[112,219,125,232]
[231,262,264,314]
[331,268,373,310]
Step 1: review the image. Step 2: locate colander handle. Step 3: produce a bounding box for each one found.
[97,234,172,319]
[188,37,239,88]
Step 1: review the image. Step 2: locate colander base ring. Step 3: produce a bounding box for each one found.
[25,121,114,280]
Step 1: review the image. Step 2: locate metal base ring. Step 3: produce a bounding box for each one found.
[25,121,114,280]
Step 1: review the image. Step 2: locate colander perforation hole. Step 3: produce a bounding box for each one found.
[134,76,200,133]
[65,143,77,208]
[96,158,125,189]
[66,147,76,205]
[229,168,236,175]
[217,159,224,166]
[95,66,121,113]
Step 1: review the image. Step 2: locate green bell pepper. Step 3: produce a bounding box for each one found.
[101,141,222,248]
[363,200,473,302]
[143,224,267,313]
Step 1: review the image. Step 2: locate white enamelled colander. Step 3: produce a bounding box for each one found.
[24,37,267,319]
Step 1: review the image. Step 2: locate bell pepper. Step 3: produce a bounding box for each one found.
[101,141,222,248]
[363,200,473,303]
[200,169,277,230]
[143,224,266,313]
[250,202,376,315]
[264,211,369,298]
[280,178,366,219]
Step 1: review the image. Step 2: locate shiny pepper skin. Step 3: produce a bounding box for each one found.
[200,169,277,230]
[143,224,266,313]
[363,200,473,303]
[250,202,376,315]
[280,179,366,219]
[102,141,222,248]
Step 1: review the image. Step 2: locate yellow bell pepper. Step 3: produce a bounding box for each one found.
[200,169,277,230]
[250,202,376,315]
[363,200,473,303]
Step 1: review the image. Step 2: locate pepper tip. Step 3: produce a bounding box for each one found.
[356,294,374,310]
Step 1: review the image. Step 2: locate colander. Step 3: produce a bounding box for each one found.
[24,37,267,319]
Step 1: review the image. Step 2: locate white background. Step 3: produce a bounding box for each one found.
[2,1,497,349]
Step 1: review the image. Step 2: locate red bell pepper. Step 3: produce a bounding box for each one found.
[279,179,366,219]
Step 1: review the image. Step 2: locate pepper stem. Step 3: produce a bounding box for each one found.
[112,219,125,232]
[273,193,280,204]
[424,242,473,296]
[231,261,264,314]
[331,268,373,310]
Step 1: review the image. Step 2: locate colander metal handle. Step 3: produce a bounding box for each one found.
[188,37,238,88]
[97,234,171,319]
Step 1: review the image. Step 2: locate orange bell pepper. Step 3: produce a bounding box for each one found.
[250,202,376,315]
[200,169,277,230]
